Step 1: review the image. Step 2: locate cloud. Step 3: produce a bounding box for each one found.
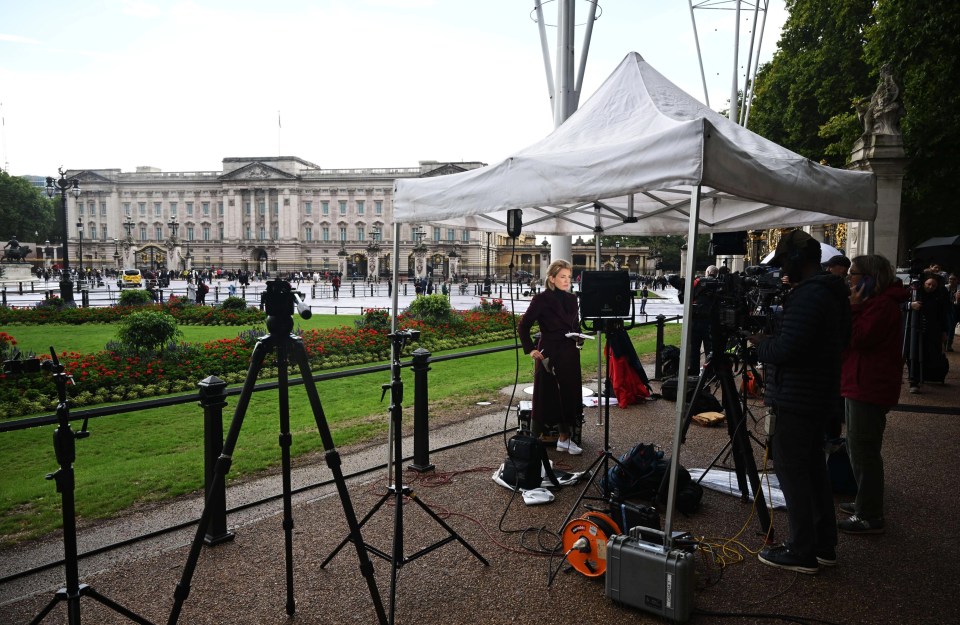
[0,33,42,45]
[120,0,163,19]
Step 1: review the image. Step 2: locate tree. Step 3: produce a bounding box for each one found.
[749,0,875,163]
[0,172,58,244]
[864,0,960,248]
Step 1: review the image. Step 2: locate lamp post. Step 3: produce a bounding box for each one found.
[44,239,54,270]
[45,169,81,304]
[366,227,381,281]
[76,216,84,279]
[615,240,621,270]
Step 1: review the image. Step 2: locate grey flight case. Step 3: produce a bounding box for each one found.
[605,533,695,623]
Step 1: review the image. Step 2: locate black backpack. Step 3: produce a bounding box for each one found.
[500,432,560,490]
[603,442,666,500]
[660,345,681,378]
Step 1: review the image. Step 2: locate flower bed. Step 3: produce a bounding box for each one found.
[0,296,265,326]
[0,308,516,418]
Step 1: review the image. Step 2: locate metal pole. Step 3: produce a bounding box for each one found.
[409,348,434,472]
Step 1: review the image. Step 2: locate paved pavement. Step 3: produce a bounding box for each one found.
[1,277,685,320]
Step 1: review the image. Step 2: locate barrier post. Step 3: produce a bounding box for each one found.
[409,347,435,472]
[654,314,666,380]
[197,375,236,546]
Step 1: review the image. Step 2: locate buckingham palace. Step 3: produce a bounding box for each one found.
[46,155,663,282]
[60,156,494,280]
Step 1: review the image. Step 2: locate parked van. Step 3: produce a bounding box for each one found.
[119,268,142,288]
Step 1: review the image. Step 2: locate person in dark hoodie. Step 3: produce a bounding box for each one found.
[838,254,908,535]
[751,230,850,574]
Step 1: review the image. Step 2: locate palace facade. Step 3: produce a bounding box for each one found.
[47,155,658,281]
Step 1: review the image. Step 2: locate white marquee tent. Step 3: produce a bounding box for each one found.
[393,52,876,236]
[389,51,878,547]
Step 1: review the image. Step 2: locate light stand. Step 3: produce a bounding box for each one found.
[320,328,488,625]
[556,314,636,536]
[167,280,386,625]
[13,349,153,625]
[45,169,80,304]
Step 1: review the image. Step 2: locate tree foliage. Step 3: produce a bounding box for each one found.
[864,0,960,247]
[748,0,960,253]
[749,0,875,164]
[0,172,58,243]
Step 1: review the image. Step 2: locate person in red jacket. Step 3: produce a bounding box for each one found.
[839,254,909,534]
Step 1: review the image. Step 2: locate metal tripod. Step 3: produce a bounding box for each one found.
[166,280,386,625]
[319,328,488,625]
[679,337,772,536]
[556,318,637,534]
[24,348,153,625]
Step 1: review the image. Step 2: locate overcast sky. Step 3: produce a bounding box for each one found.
[1,0,786,177]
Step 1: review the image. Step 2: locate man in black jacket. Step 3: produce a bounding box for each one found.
[752,230,850,574]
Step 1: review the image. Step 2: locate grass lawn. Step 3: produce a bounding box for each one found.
[9,314,364,355]
[0,318,681,546]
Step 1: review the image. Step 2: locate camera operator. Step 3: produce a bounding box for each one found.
[688,265,720,375]
[750,230,851,574]
[906,272,951,390]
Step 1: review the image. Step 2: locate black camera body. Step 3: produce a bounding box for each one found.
[262,280,310,319]
[698,266,787,337]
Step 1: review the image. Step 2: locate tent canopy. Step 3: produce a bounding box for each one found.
[393,52,876,235]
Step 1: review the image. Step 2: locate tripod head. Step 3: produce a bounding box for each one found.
[262,279,312,335]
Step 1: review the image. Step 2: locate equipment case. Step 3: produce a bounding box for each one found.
[605,534,695,623]
[517,400,582,445]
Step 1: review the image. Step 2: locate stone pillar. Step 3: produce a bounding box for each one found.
[847,64,908,265]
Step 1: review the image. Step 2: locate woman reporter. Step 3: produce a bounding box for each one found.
[518,260,584,455]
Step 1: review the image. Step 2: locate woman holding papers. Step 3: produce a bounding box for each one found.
[518,259,584,455]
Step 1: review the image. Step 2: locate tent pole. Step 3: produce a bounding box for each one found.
[729,0,741,123]
[548,0,577,266]
[688,0,710,107]
[739,0,763,126]
[534,1,555,114]
[743,1,770,129]
[663,185,702,551]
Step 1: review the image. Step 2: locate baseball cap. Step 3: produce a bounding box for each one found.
[768,230,818,267]
[824,254,851,269]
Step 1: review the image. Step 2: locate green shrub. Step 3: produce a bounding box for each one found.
[356,308,391,332]
[118,289,154,307]
[116,310,182,354]
[405,294,453,323]
[219,295,249,311]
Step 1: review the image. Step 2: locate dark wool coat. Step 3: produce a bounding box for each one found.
[518,288,582,427]
[757,273,851,415]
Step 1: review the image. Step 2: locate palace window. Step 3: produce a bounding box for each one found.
[356,200,364,215]
[339,201,347,216]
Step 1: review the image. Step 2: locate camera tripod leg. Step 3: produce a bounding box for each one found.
[716,363,772,536]
[290,338,388,625]
[167,337,273,625]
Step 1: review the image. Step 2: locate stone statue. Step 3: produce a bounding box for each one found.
[857,64,905,137]
[2,240,32,263]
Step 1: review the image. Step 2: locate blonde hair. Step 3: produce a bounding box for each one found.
[544,259,573,290]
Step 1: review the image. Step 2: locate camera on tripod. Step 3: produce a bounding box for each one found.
[262,279,312,319]
[697,265,787,339]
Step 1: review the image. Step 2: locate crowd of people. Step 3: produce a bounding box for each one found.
[742,233,955,574]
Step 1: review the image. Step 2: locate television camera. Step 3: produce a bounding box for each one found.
[695,265,787,340]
